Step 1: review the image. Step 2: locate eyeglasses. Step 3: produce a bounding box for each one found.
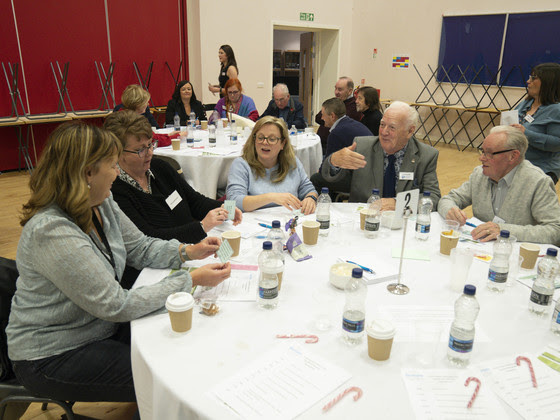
[529,74,539,81]
[124,140,158,158]
[256,135,282,145]
[274,96,288,103]
[227,90,240,96]
[477,147,514,159]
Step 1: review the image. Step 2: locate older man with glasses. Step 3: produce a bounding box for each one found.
[260,83,306,129]
[438,125,560,245]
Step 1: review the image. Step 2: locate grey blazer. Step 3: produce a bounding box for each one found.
[321,136,441,208]
[438,160,560,245]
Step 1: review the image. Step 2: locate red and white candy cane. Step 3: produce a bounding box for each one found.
[322,386,363,413]
[516,356,538,388]
[276,334,319,344]
[464,377,481,409]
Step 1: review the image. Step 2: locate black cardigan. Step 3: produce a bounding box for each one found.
[360,108,383,136]
[165,99,206,126]
[111,157,221,244]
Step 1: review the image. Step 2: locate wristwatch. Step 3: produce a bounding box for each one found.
[180,244,191,262]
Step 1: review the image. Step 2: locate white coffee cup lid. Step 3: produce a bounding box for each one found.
[367,319,396,339]
[165,292,194,312]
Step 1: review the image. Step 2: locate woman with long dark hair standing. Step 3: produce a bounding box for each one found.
[208,44,238,97]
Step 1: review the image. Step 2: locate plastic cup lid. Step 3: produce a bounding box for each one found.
[367,319,396,339]
[165,292,194,312]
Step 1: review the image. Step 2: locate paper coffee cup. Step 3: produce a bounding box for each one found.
[359,209,369,230]
[367,320,396,361]
[520,243,540,269]
[222,231,241,257]
[440,220,460,255]
[165,292,194,333]
[171,138,181,151]
[201,120,208,130]
[302,220,320,245]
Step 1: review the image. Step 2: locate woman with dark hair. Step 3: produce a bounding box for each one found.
[165,80,206,126]
[226,116,317,214]
[6,121,229,404]
[208,44,239,97]
[513,62,560,183]
[214,78,259,121]
[356,86,383,135]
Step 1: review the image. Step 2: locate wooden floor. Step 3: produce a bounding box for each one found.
[0,142,554,419]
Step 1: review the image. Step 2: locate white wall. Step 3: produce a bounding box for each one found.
[188,0,558,120]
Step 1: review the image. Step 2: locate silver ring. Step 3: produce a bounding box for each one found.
[487,229,491,235]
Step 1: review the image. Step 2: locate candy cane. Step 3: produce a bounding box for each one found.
[464,377,481,409]
[276,334,319,344]
[516,356,538,388]
[322,386,363,413]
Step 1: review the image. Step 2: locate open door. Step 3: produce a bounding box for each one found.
[299,32,313,125]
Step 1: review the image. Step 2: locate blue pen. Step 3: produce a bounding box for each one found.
[259,223,272,229]
[465,222,477,228]
[346,260,375,274]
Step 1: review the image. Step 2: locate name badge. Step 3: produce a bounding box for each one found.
[399,172,414,180]
[165,190,182,210]
[524,114,534,123]
[492,215,505,224]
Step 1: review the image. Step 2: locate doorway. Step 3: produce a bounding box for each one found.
[272,25,340,127]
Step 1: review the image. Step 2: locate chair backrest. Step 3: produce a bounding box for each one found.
[154,156,182,175]
[0,257,18,381]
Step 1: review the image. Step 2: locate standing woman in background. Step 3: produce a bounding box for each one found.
[165,80,206,126]
[512,62,560,184]
[208,44,238,97]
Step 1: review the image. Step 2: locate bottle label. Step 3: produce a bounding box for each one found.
[415,223,430,233]
[530,290,552,306]
[342,318,364,333]
[365,221,380,232]
[488,269,508,283]
[259,286,278,300]
[554,308,560,324]
[448,335,474,353]
[318,220,330,230]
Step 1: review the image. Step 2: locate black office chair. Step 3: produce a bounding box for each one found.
[0,256,76,420]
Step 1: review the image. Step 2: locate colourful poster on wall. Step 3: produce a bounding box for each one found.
[392,56,410,69]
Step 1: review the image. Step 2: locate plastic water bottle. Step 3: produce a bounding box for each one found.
[415,191,433,240]
[342,268,367,345]
[365,189,381,239]
[173,112,180,131]
[487,230,512,293]
[230,119,237,145]
[186,126,194,148]
[529,248,558,316]
[317,187,331,236]
[266,220,285,263]
[189,111,196,127]
[208,124,216,148]
[551,299,560,335]
[257,241,282,309]
[289,124,297,147]
[447,284,480,367]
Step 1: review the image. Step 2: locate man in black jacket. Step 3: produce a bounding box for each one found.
[260,83,306,129]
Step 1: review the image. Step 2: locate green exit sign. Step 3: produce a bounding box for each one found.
[300,12,314,22]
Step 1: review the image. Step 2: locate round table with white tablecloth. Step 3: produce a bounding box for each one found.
[131,204,560,419]
[153,130,322,199]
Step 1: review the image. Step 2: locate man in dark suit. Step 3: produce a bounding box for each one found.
[318,101,441,210]
[314,77,361,154]
[260,83,306,129]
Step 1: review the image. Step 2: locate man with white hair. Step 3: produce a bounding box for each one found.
[260,83,305,129]
[438,125,560,244]
[318,101,440,210]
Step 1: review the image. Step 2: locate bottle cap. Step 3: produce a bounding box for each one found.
[321,187,329,194]
[372,188,380,194]
[499,230,510,238]
[423,191,431,196]
[262,241,272,250]
[271,220,281,228]
[463,284,476,296]
[351,267,363,278]
[546,247,558,257]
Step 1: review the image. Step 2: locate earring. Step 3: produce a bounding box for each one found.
[87,184,91,189]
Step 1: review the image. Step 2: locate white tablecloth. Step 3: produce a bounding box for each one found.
[131,205,560,419]
[153,132,322,199]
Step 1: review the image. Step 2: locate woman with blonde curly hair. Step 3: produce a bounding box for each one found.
[7,122,229,403]
[226,116,317,214]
